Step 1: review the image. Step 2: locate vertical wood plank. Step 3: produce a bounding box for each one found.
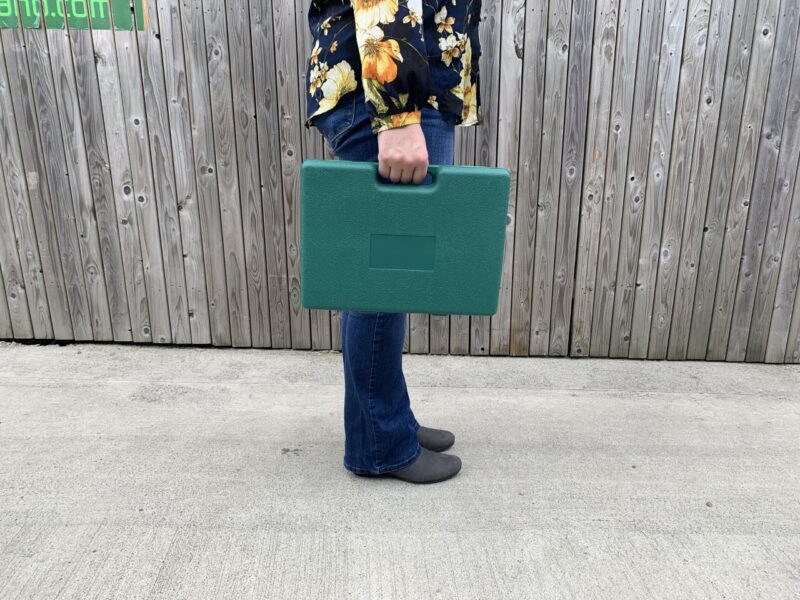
[152,0,211,345]
[549,0,594,356]
[92,30,152,343]
[725,0,800,361]
[647,0,711,359]
[249,0,291,349]
[700,2,788,360]
[470,0,503,356]
[225,0,272,348]
[450,128,476,355]
[765,152,800,362]
[667,0,737,359]
[179,0,232,346]
[203,0,252,347]
[530,0,572,355]
[628,0,689,358]
[1,29,66,339]
[24,22,94,340]
[784,234,800,362]
[294,0,331,351]
[608,0,666,356]
[686,0,762,359]
[570,0,618,357]
[0,39,37,339]
[110,25,174,344]
[0,247,12,338]
[744,30,800,361]
[69,28,133,341]
[272,0,311,349]
[590,0,644,356]
[509,0,547,357]
[490,0,526,356]
[46,24,114,341]
[136,0,194,344]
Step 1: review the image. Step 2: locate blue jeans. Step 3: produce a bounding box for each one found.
[311,92,455,474]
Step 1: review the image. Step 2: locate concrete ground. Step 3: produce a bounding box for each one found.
[0,341,798,600]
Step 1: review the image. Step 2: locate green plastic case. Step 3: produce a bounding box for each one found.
[300,159,510,315]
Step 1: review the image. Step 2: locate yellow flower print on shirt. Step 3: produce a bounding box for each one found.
[313,60,358,116]
[309,61,329,96]
[351,0,399,30]
[403,0,422,27]
[359,26,403,85]
[435,7,455,34]
[310,40,322,64]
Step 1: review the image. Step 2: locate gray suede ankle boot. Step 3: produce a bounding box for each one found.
[387,448,462,484]
[416,426,455,452]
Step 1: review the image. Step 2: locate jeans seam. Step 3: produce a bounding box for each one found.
[366,313,382,469]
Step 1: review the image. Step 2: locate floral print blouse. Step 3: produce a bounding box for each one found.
[305,0,482,134]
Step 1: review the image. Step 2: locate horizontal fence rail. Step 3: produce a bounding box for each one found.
[0,0,799,362]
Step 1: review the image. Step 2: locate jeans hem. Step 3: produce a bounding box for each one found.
[343,441,422,476]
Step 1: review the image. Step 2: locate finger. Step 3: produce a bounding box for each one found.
[400,167,414,184]
[411,165,428,185]
[378,160,391,181]
[389,166,402,183]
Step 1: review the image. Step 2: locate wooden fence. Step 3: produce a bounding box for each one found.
[1,0,799,363]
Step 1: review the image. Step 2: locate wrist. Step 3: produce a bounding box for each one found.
[372,110,423,134]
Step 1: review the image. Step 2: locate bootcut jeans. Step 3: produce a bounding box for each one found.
[310,92,455,474]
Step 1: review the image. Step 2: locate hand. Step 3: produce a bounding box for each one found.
[377,124,429,184]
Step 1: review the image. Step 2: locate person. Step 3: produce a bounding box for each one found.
[305,0,482,483]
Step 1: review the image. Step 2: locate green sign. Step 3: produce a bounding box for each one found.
[0,0,147,30]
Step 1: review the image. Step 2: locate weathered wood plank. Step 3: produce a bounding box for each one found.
[628,0,689,358]
[0,39,37,339]
[111,27,173,344]
[628,0,688,358]
[45,25,114,341]
[608,0,666,356]
[0,160,34,338]
[530,0,572,355]
[203,0,252,348]
[667,0,738,359]
[765,149,800,362]
[1,29,66,339]
[0,244,12,338]
[451,126,476,355]
[151,0,211,345]
[509,0,547,357]
[744,30,800,362]
[490,0,525,356]
[647,0,711,359]
[224,0,272,348]
[92,30,152,343]
[708,0,788,360]
[69,28,132,341]
[726,0,800,361]
[470,0,502,357]
[179,0,231,346]
[249,0,291,349]
[549,0,594,356]
[570,0,618,357]
[410,311,429,354]
[24,24,94,340]
[272,0,311,349]
[785,232,800,362]
[136,0,193,344]
[590,0,644,356]
[686,0,762,359]
[294,0,331,351]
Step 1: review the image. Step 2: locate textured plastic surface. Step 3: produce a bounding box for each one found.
[300,160,511,315]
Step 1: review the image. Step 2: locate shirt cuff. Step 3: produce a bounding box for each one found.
[371,110,423,134]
